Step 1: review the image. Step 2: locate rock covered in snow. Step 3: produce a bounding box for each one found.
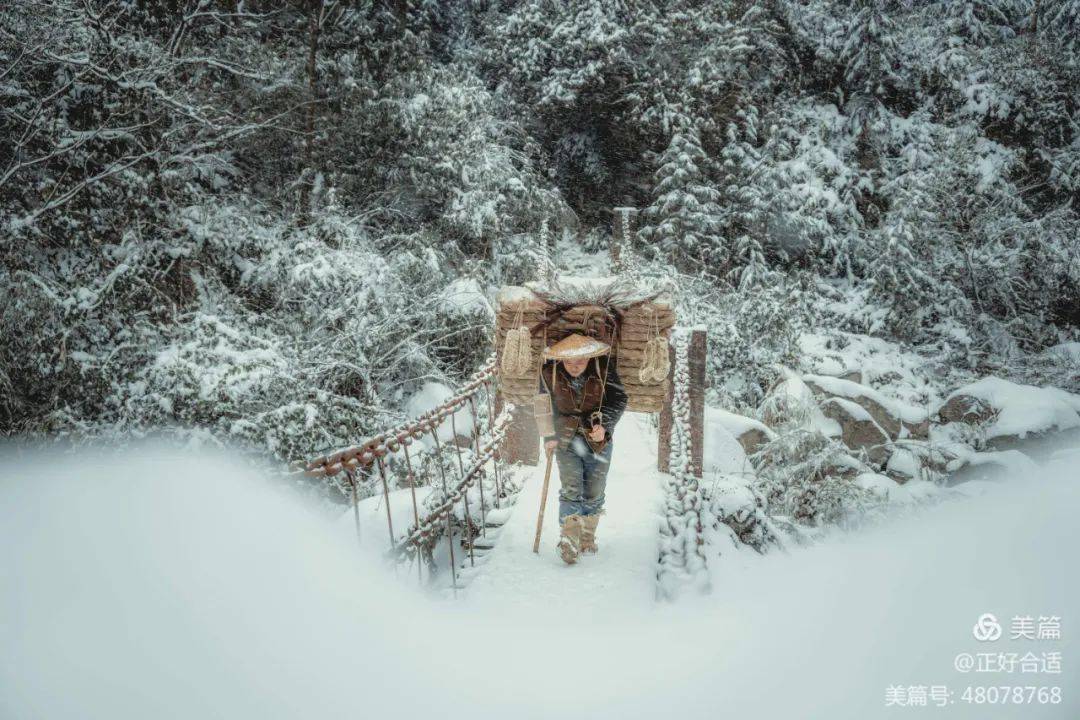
[702,415,755,478]
[803,373,929,440]
[854,473,945,505]
[761,370,841,437]
[705,479,783,553]
[937,393,997,426]
[854,472,900,498]
[947,449,1042,485]
[885,446,920,482]
[820,396,891,464]
[937,377,1080,441]
[705,406,776,458]
[838,369,863,384]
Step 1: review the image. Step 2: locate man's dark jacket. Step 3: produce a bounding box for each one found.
[538,355,628,453]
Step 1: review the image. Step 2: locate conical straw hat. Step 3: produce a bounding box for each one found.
[541,333,611,361]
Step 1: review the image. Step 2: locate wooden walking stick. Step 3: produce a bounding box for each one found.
[533,444,555,553]
[532,363,557,554]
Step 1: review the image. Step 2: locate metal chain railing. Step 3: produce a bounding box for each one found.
[302,353,510,590]
[657,329,712,598]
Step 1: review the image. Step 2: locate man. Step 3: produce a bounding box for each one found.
[538,333,628,565]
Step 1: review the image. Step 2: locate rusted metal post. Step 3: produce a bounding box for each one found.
[428,428,458,595]
[401,442,423,582]
[460,486,475,566]
[346,469,361,547]
[375,455,395,550]
[658,329,705,477]
[468,395,487,537]
[450,409,476,566]
[483,379,502,507]
[401,442,421,528]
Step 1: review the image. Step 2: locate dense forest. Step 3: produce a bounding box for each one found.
[3,0,1078,481]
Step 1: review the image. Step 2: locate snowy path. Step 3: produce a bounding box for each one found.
[4,442,1078,718]
[464,413,663,609]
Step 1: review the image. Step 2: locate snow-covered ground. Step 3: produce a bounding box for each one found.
[464,413,664,610]
[2,439,1076,719]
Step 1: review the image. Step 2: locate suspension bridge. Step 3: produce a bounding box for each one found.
[299,316,710,599]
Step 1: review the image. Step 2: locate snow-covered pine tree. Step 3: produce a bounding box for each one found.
[480,0,643,216]
[640,120,726,274]
[863,107,948,337]
[834,0,909,241]
[840,0,904,124]
[715,110,777,289]
[1034,0,1080,60]
[943,0,1021,46]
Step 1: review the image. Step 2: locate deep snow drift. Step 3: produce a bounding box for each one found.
[2,443,1076,719]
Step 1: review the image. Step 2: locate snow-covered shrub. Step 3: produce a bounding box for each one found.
[341,64,561,268]
[705,480,784,554]
[753,426,879,530]
[750,369,883,530]
[693,273,813,411]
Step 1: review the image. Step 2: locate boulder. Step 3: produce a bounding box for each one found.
[938,377,1080,445]
[884,447,920,483]
[855,472,901,498]
[702,418,754,478]
[820,397,891,464]
[839,369,863,384]
[902,417,930,440]
[937,394,996,426]
[824,453,868,481]
[705,406,776,458]
[706,480,783,552]
[805,376,903,439]
[736,427,771,457]
[803,373,933,444]
[760,371,840,437]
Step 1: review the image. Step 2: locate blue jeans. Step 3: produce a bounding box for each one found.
[555,434,614,523]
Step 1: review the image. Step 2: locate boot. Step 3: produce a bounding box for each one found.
[557,514,584,565]
[580,514,600,555]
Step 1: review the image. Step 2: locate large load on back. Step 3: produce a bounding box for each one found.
[494,277,675,412]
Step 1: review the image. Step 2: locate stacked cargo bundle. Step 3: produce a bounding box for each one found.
[494,282,674,413]
[613,299,674,412]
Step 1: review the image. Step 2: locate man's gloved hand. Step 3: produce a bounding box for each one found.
[544,439,558,452]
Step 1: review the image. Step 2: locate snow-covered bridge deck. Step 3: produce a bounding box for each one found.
[462,413,664,609]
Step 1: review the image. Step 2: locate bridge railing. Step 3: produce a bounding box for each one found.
[302,353,510,589]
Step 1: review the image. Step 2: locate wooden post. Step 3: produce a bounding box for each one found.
[657,340,676,474]
[687,329,706,478]
[497,395,540,466]
[611,207,638,273]
[658,329,706,477]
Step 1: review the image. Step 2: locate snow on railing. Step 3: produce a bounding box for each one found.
[657,329,713,598]
[301,353,509,590]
